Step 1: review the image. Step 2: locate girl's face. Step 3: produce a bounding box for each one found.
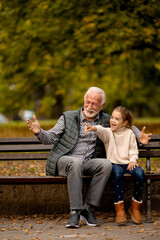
[110,110,128,131]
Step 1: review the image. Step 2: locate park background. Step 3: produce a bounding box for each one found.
[0,0,160,174]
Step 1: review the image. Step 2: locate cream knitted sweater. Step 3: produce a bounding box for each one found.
[96,126,138,164]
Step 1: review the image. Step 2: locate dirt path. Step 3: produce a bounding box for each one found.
[0,213,159,240]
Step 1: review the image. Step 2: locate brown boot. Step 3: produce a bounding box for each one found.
[128,197,142,224]
[114,201,127,225]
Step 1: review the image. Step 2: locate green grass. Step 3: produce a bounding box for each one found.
[0,117,160,126]
[0,117,160,137]
[0,119,58,127]
[134,117,160,124]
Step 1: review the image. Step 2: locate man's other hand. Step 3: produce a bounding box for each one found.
[139,126,152,144]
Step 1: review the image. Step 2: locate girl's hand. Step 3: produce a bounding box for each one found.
[84,123,97,134]
[127,161,138,171]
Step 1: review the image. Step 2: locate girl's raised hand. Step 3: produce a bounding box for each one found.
[84,123,97,134]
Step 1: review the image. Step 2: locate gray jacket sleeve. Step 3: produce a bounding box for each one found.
[132,125,140,142]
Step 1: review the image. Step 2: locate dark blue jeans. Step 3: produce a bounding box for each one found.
[112,163,144,203]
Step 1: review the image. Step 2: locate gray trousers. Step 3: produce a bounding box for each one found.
[57,156,112,210]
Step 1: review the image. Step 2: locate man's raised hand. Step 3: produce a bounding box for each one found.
[26,115,40,134]
[139,126,152,144]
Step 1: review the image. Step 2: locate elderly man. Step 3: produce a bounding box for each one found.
[27,87,151,228]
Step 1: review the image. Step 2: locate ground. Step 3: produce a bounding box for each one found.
[0,212,160,240]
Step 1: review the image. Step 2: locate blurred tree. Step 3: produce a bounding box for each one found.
[0,0,159,118]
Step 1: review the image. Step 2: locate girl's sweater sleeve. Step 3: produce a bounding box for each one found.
[95,125,110,144]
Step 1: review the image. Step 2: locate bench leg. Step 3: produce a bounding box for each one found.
[145,179,153,223]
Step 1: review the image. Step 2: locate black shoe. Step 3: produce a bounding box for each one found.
[80,209,98,226]
[66,211,80,228]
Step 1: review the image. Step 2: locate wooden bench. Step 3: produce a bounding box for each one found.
[0,135,160,222]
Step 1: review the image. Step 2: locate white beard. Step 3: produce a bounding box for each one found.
[84,108,100,118]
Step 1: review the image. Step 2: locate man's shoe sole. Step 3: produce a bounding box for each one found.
[66,223,79,228]
[80,215,98,227]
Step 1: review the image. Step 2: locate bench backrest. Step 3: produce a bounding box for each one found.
[0,137,52,160]
[0,135,160,173]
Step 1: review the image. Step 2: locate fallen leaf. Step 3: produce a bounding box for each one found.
[153,221,158,226]
[105,226,110,228]
[137,229,144,233]
[36,220,42,224]
[102,232,106,235]
[1,228,7,231]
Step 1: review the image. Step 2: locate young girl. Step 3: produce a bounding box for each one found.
[84,106,144,225]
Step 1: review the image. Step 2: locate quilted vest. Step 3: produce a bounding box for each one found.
[46,108,110,176]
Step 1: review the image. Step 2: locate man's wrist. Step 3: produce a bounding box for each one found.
[34,129,41,136]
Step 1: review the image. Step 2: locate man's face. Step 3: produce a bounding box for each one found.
[83,92,103,119]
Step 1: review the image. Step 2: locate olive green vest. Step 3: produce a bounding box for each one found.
[46,108,110,176]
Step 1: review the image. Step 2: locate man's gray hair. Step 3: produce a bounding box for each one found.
[84,87,106,105]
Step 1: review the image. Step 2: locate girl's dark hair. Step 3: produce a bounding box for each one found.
[114,106,133,129]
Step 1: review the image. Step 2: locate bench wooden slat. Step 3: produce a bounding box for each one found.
[0,173,159,184]
[0,176,67,184]
[139,150,160,157]
[0,137,40,144]
[0,176,92,184]
[0,134,158,144]
[0,143,159,152]
[0,151,159,161]
[0,153,49,160]
[138,142,160,149]
[0,144,52,152]
[150,135,160,141]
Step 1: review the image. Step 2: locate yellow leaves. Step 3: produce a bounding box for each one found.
[89,58,95,65]
[0,31,8,41]
[1,228,7,231]
[143,27,155,36]
[36,220,42,224]
[105,225,111,229]
[153,221,158,226]
[40,173,45,176]
[28,224,33,229]
[155,63,160,71]
[0,160,46,176]
[80,15,97,33]
[119,227,124,230]
[82,15,98,24]
[24,20,31,28]
[0,43,6,51]
[137,229,144,233]
[120,52,130,61]
[38,2,48,10]
[30,239,40,240]
[143,27,155,43]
